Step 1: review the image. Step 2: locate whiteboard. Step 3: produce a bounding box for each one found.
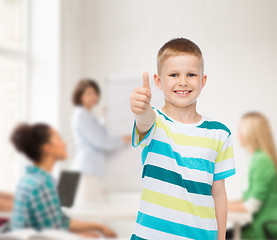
[105,73,164,191]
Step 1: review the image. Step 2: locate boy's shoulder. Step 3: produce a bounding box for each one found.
[152,106,231,137]
[197,116,231,137]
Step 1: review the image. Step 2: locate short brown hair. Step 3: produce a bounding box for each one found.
[72,79,100,106]
[157,38,204,74]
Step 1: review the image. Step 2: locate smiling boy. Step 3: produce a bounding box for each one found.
[130,38,235,240]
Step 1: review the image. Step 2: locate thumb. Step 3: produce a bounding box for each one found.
[142,72,151,90]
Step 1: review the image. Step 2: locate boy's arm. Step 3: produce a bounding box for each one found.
[211,179,227,240]
[130,72,155,140]
[134,105,155,140]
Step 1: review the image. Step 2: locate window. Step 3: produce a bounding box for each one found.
[0,0,27,191]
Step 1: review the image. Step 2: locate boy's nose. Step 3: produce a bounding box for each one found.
[178,77,188,86]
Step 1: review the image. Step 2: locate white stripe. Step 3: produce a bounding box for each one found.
[214,158,235,174]
[133,222,192,240]
[147,152,213,185]
[142,176,215,208]
[139,200,217,230]
[220,135,233,151]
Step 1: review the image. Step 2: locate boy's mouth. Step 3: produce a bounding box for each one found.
[174,90,192,96]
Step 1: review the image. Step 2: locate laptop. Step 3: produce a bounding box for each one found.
[57,171,81,208]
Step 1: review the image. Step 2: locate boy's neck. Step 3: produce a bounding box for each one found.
[162,101,202,124]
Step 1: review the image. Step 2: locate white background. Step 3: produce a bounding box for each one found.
[2,0,276,200]
[56,0,277,199]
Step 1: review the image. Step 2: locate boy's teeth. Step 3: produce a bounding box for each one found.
[176,91,189,94]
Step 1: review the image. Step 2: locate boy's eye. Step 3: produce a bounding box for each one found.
[188,73,196,77]
[170,74,178,77]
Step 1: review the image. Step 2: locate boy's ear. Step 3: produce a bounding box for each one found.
[201,74,207,89]
[154,74,162,90]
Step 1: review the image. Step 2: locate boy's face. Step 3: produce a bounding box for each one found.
[154,54,207,109]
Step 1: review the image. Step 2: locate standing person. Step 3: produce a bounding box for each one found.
[71,79,131,203]
[227,112,277,239]
[10,123,116,238]
[130,38,236,239]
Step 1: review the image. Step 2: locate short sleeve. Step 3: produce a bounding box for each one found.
[213,134,236,181]
[132,109,157,149]
[245,153,276,202]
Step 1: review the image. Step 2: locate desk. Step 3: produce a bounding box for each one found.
[63,192,140,238]
[1,191,253,240]
[64,202,252,240]
[63,203,138,222]
[227,212,252,239]
[0,212,11,218]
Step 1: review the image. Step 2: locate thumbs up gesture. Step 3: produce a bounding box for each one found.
[130,72,152,115]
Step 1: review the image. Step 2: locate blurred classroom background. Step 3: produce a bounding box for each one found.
[0,0,277,239]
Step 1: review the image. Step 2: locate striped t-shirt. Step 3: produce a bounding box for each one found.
[131,107,235,240]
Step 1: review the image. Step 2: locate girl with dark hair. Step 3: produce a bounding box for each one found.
[10,123,116,238]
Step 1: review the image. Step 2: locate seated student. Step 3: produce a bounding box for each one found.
[227,112,277,239]
[10,123,116,238]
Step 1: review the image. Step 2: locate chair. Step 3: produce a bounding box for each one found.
[263,220,277,240]
[0,221,11,234]
[57,171,81,208]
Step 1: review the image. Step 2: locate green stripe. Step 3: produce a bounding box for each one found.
[157,117,224,152]
[215,146,234,163]
[142,164,212,196]
[197,121,231,136]
[141,188,215,218]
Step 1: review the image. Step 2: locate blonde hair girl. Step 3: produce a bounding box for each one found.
[227,112,277,239]
[238,112,277,169]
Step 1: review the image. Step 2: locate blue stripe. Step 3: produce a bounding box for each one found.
[197,121,231,136]
[142,164,212,195]
[130,234,146,240]
[214,168,236,181]
[141,139,214,173]
[136,211,217,240]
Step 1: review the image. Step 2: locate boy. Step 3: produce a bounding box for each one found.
[130,38,235,240]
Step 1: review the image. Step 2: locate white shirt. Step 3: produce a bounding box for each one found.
[71,106,125,177]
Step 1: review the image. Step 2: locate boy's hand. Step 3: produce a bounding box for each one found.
[130,72,152,115]
[130,72,155,138]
